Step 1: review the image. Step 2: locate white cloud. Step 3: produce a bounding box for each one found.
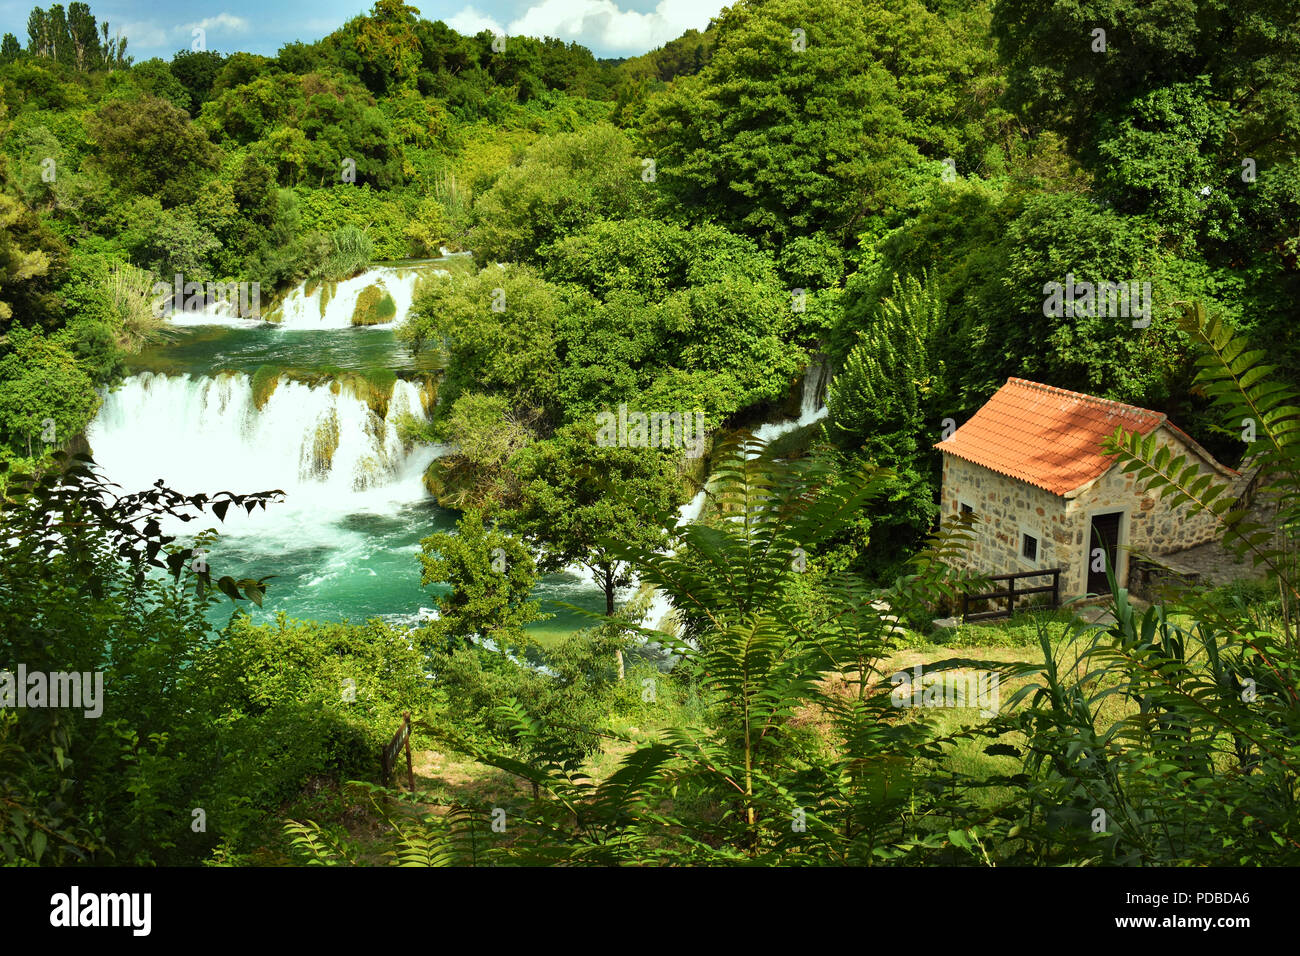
[443,0,721,53]
[186,14,251,34]
[118,20,171,49]
[507,0,722,53]
[445,6,507,37]
[120,12,250,53]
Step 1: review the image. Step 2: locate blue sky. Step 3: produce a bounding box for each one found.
[0,0,725,60]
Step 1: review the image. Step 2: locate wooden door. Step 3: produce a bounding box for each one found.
[1087,512,1123,596]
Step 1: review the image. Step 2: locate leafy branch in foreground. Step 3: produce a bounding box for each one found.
[1103,301,1300,648]
[0,451,283,603]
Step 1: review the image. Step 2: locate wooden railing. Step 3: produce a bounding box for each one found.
[960,568,1064,623]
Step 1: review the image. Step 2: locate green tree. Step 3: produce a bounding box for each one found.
[327,0,422,96]
[98,17,128,69]
[168,49,225,115]
[401,264,581,419]
[47,4,71,65]
[467,124,650,266]
[827,272,946,453]
[199,72,402,188]
[65,2,99,70]
[408,437,974,865]
[86,94,218,206]
[824,272,947,578]
[1,33,22,63]
[0,328,98,460]
[129,58,192,111]
[0,194,57,327]
[543,218,809,417]
[26,7,48,57]
[504,422,681,677]
[992,0,1300,152]
[422,392,535,510]
[641,0,924,246]
[992,0,1300,256]
[418,509,541,650]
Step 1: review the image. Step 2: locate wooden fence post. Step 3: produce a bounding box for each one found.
[402,711,415,792]
[382,713,415,791]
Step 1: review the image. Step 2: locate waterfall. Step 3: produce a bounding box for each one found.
[87,372,438,540]
[641,353,831,631]
[642,355,832,630]
[677,489,708,525]
[641,488,712,634]
[166,297,264,328]
[798,354,829,418]
[270,265,434,330]
[166,259,458,330]
[752,355,829,448]
[89,259,475,622]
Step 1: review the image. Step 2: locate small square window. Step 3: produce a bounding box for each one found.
[1021,533,1038,561]
[960,502,973,515]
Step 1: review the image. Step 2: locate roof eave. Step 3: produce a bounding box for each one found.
[939,443,1073,497]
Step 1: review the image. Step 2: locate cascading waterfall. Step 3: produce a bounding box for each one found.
[752,355,830,446]
[799,354,831,418]
[270,266,430,330]
[677,489,709,525]
[646,356,831,631]
[82,257,613,626]
[642,489,711,633]
[167,257,464,330]
[165,295,265,328]
[87,372,438,541]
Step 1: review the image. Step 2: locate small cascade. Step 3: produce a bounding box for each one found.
[677,489,708,525]
[752,355,830,449]
[270,266,428,330]
[798,353,830,418]
[165,258,461,330]
[643,488,712,634]
[645,356,831,631]
[166,299,266,328]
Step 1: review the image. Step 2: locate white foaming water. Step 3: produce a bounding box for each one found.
[164,261,456,330]
[87,372,438,541]
[642,489,712,633]
[271,266,439,330]
[751,357,829,451]
[166,300,266,328]
[645,355,830,630]
[677,489,708,525]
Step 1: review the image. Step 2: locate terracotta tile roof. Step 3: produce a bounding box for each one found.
[935,378,1166,496]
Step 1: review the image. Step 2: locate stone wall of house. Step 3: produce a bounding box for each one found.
[1069,425,1227,559]
[941,424,1238,601]
[940,454,1075,594]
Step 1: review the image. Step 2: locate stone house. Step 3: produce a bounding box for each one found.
[935,378,1241,600]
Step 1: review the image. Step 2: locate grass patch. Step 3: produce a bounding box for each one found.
[930,607,1079,648]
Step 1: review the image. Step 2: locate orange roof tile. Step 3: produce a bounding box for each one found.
[935,378,1165,496]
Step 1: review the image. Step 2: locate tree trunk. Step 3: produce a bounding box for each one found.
[605,567,624,681]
